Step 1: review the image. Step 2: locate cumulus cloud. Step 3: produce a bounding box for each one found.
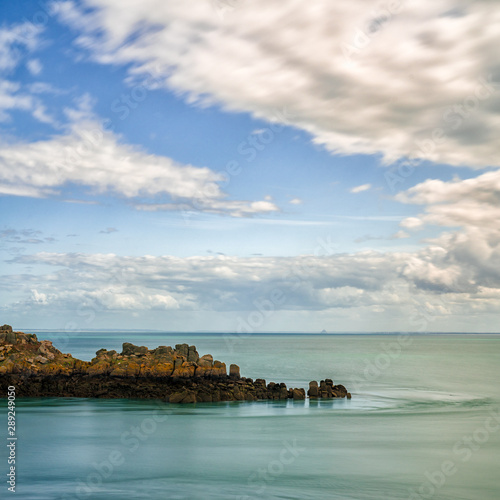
[397,169,500,230]
[4,246,500,330]
[54,0,500,167]
[289,198,303,205]
[0,120,279,216]
[5,250,405,313]
[395,170,500,294]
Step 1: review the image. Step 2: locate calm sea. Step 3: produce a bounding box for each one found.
[1,332,499,499]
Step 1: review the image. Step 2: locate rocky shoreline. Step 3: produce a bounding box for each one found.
[0,325,351,403]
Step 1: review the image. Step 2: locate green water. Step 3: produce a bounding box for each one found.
[1,333,499,499]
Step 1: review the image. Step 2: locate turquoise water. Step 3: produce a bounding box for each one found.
[1,333,500,499]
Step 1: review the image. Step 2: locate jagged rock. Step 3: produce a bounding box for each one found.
[229,364,240,379]
[212,361,227,377]
[172,361,196,378]
[153,346,174,363]
[121,343,148,356]
[0,325,12,332]
[0,329,351,404]
[187,346,199,363]
[175,344,189,357]
[197,354,213,367]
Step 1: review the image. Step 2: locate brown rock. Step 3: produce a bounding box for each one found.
[292,388,306,400]
[175,344,189,357]
[187,346,199,363]
[212,361,227,377]
[169,391,187,403]
[308,381,319,397]
[172,361,196,378]
[121,343,148,356]
[181,392,196,404]
[197,354,213,367]
[153,346,173,361]
[229,364,240,379]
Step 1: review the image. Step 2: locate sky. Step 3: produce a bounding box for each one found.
[0,0,499,333]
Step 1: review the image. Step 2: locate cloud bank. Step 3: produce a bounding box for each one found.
[5,171,500,330]
[55,0,500,167]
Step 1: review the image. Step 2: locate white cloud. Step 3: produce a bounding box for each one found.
[289,197,303,205]
[392,230,410,239]
[55,0,500,168]
[6,250,406,313]
[4,245,500,331]
[397,169,500,230]
[350,183,372,194]
[0,22,55,124]
[0,120,279,216]
[395,170,500,294]
[26,58,42,75]
[7,165,500,326]
[400,217,425,230]
[0,22,41,71]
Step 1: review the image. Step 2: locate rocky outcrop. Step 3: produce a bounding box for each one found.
[308,378,351,399]
[0,327,351,403]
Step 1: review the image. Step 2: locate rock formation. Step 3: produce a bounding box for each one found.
[0,326,351,403]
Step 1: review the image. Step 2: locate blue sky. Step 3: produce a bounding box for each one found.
[1,0,499,332]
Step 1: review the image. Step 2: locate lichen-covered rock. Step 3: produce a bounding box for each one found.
[175,343,189,357]
[0,328,351,404]
[122,343,148,356]
[197,354,213,367]
[187,345,199,363]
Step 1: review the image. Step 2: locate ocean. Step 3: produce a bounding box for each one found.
[1,332,499,499]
